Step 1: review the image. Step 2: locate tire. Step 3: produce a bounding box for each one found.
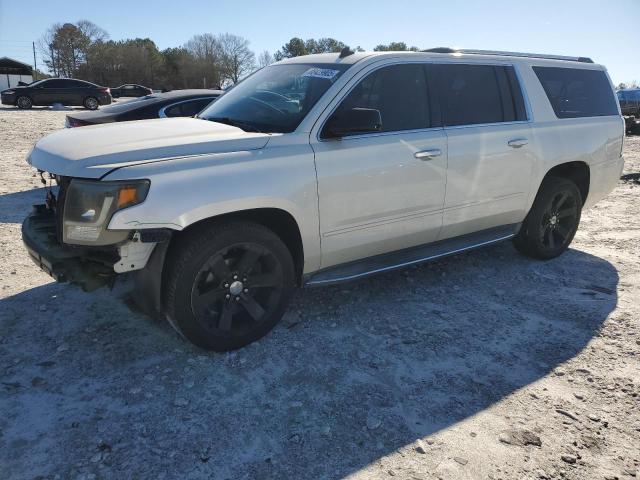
[164,221,295,351]
[16,96,32,109]
[513,176,582,260]
[83,96,99,110]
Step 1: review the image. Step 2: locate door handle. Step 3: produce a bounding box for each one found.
[508,138,528,148]
[414,149,442,160]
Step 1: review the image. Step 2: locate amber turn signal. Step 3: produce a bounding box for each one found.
[117,186,139,209]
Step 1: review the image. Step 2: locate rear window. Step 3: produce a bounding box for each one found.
[533,66,618,118]
[432,64,527,126]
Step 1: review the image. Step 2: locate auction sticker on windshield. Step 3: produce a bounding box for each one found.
[302,68,341,81]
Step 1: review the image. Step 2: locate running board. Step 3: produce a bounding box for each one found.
[304,224,520,287]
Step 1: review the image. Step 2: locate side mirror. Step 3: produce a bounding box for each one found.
[324,108,382,138]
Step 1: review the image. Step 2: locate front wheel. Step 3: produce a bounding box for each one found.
[164,221,295,351]
[513,176,583,260]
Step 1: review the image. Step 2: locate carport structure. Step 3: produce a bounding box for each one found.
[0,57,33,90]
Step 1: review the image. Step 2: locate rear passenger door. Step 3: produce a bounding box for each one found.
[431,63,534,239]
[64,80,89,105]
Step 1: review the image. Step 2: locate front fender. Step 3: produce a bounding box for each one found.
[104,141,321,273]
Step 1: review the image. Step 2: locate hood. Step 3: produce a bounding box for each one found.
[28,117,270,178]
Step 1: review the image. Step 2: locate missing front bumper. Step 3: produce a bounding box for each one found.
[21,205,118,291]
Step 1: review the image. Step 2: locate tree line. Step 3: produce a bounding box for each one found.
[37,21,422,89]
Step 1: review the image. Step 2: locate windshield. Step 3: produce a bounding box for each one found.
[198,63,351,133]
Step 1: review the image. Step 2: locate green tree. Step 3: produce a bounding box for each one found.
[274,37,347,60]
[373,42,419,52]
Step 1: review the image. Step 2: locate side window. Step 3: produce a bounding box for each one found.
[180,98,216,116]
[533,66,618,118]
[433,64,517,126]
[44,79,65,88]
[67,80,88,88]
[326,63,430,134]
[163,103,183,117]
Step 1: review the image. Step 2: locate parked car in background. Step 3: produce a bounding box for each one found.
[110,84,153,98]
[617,88,640,117]
[65,89,223,127]
[1,78,111,110]
[22,49,624,351]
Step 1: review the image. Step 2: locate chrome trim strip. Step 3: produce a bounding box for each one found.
[306,233,515,285]
[443,120,529,131]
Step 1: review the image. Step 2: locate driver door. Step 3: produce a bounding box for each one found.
[310,63,447,269]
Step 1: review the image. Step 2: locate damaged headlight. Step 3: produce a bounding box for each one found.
[63,179,150,245]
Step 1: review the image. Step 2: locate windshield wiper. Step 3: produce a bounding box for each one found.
[205,117,263,133]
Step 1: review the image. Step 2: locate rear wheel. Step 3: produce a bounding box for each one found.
[83,96,99,110]
[16,96,32,109]
[514,176,582,260]
[164,221,295,351]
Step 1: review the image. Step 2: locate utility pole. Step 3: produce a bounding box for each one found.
[32,42,37,81]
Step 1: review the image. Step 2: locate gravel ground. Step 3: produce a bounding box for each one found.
[0,106,638,480]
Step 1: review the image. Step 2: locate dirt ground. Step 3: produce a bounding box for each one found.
[0,106,638,480]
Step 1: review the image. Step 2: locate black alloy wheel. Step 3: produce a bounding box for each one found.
[514,176,582,259]
[190,243,284,336]
[164,221,295,351]
[539,190,579,251]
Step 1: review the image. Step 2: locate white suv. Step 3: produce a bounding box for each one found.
[22,48,625,350]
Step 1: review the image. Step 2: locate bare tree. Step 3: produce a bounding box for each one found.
[38,24,62,76]
[257,50,273,69]
[184,33,223,87]
[217,33,255,85]
[76,20,108,44]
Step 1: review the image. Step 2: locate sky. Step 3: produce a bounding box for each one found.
[0,0,638,84]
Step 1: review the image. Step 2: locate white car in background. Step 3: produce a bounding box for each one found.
[22,48,624,351]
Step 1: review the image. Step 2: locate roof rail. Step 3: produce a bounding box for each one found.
[422,47,594,63]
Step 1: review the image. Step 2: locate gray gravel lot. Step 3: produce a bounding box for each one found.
[1,107,639,480]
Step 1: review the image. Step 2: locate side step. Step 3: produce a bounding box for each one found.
[304,224,520,287]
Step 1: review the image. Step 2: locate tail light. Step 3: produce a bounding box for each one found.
[100,87,110,95]
[65,116,91,128]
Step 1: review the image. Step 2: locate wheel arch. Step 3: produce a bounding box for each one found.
[172,208,305,284]
[133,207,306,318]
[539,161,590,205]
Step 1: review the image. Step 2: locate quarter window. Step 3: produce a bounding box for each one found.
[432,64,526,126]
[533,66,618,118]
[326,63,430,135]
[164,98,217,117]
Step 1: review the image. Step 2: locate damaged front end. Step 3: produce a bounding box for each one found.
[22,204,119,291]
[22,173,169,292]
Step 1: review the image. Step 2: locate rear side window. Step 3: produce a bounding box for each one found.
[330,63,430,133]
[164,98,217,117]
[432,64,527,126]
[533,66,618,118]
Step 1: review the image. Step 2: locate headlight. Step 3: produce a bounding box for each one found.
[63,179,150,245]
[4,90,15,95]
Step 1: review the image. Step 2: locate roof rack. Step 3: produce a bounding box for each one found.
[422,47,594,64]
